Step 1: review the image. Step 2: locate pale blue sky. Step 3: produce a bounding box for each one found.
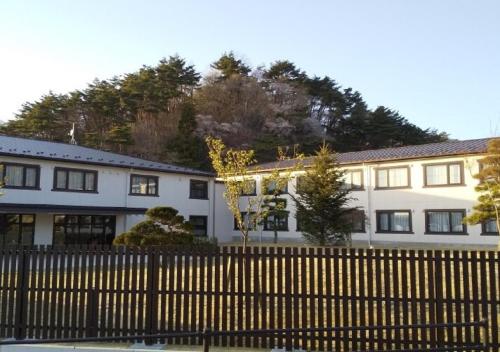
[1,0,499,139]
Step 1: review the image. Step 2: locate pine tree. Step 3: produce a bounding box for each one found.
[211,52,251,79]
[293,144,355,245]
[465,138,500,247]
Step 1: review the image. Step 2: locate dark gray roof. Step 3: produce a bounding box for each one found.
[254,138,493,171]
[0,135,213,177]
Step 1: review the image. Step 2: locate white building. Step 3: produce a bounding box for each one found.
[0,135,215,245]
[1,135,498,247]
[214,138,499,247]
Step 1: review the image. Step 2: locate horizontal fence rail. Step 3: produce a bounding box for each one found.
[0,245,498,351]
[0,321,489,352]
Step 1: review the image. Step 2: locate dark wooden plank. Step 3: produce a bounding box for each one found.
[341,248,349,352]
[221,246,228,347]
[268,246,276,349]
[350,248,358,351]
[0,247,11,337]
[300,247,308,350]
[383,249,392,349]
[130,247,139,338]
[236,246,244,347]
[479,251,489,347]
[359,248,367,350]
[252,247,260,348]
[488,251,498,350]
[181,249,190,344]
[261,247,268,349]
[77,247,87,338]
[470,251,480,344]
[106,246,116,337]
[213,247,221,347]
[400,250,409,350]
[118,246,127,336]
[159,249,168,345]
[62,247,73,338]
[47,247,59,339]
[174,248,184,344]
[205,250,213,345]
[462,250,472,345]
[229,246,237,347]
[366,249,375,351]
[324,247,333,352]
[284,247,293,350]
[375,249,383,350]
[408,250,418,349]
[167,248,176,345]
[443,250,453,344]
[55,247,66,338]
[316,247,324,351]
[427,250,437,348]
[27,248,38,339]
[418,250,428,350]
[35,247,46,339]
[138,247,146,339]
[392,249,401,350]
[276,246,284,349]
[244,247,252,347]
[189,251,198,345]
[98,247,108,338]
[309,247,317,351]
[452,251,463,346]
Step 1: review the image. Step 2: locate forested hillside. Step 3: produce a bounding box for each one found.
[0,53,447,170]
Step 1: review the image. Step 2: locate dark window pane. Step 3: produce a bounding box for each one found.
[5,165,23,186]
[190,180,208,199]
[189,216,207,236]
[85,172,96,191]
[68,171,84,190]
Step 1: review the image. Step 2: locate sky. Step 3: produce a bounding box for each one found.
[0,0,499,140]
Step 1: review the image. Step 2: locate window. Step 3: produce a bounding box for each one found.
[482,219,499,235]
[263,212,289,231]
[263,178,288,195]
[1,163,40,189]
[425,210,466,234]
[130,174,158,196]
[189,216,208,236]
[343,170,364,190]
[190,180,208,199]
[239,179,256,196]
[376,167,410,189]
[53,215,115,245]
[376,210,412,233]
[424,162,463,186]
[345,209,366,232]
[0,214,35,245]
[53,167,97,192]
[234,212,257,230]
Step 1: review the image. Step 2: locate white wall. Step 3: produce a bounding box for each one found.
[214,154,499,246]
[0,156,214,243]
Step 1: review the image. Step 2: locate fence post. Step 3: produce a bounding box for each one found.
[86,287,99,337]
[145,248,159,345]
[203,328,211,352]
[14,247,30,340]
[481,319,489,352]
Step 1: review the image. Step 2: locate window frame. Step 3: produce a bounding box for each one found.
[424,209,467,235]
[423,161,465,187]
[344,169,364,191]
[481,219,499,236]
[0,213,36,246]
[375,166,411,190]
[234,211,257,231]
[346,209,366,233]
[129,174,159,196]
[189,215,208,236]
[239,179,257,196]
[52,214,116,245]
[1,162,41,190]
[375,210,413,234]
[189,179,209,199]
[52,167,98,193]
[263,211,289,232]
[262,177,288,195]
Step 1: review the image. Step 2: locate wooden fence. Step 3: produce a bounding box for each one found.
[0,246,498,351]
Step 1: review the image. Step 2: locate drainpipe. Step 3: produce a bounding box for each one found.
[211,179,216,239]
[365,163,373,248]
